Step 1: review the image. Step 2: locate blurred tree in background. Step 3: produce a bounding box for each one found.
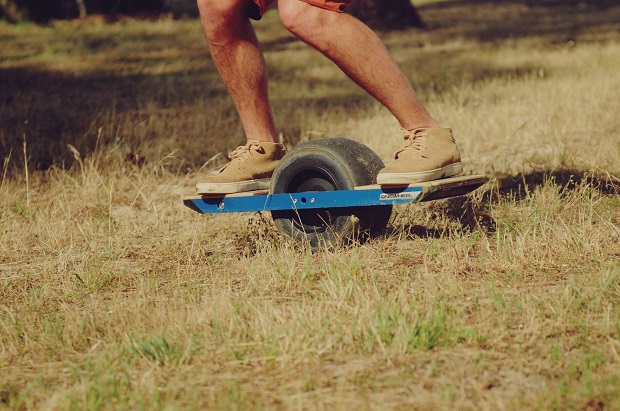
[0,0,426,28]
[0,0,166,22]
[348,0,425,29]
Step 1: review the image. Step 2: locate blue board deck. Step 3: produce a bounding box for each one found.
[184,175,487,215]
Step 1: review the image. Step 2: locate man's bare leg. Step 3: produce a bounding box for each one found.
[197,0,277,143]
[278,0,463,184]
[278,0,439,131]
[195,0,285,194]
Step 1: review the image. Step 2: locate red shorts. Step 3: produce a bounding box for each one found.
[250,0,354,19]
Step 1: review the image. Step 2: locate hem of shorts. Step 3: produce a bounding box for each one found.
[254,0,348,19]
[298,0,348,12]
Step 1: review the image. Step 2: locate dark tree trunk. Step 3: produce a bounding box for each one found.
[348,0,425,30]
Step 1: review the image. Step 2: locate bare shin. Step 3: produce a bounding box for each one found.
[198,0,277,143]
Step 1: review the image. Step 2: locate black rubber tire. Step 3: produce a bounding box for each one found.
[270,138,392,247]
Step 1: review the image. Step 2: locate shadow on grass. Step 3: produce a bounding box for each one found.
[393,168,619,240]
[0,62,391,170]
[0,65,230,169]
[0,57,557,171]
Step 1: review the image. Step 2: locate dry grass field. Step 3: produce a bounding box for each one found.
[1,0,620,409]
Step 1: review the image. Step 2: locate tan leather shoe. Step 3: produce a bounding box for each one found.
[196,141,285,194]
[377,128,463,185]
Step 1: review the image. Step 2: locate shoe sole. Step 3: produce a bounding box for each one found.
[196,178,271,195]
[377,162,464,185]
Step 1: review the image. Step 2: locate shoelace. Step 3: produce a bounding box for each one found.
[394,128,427,159]
[228,141,265,162]
[214,141,265,173]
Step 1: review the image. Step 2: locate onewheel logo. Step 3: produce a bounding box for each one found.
[379,192,419,201]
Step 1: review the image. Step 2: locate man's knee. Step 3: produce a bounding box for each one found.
[279,0,326,39]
